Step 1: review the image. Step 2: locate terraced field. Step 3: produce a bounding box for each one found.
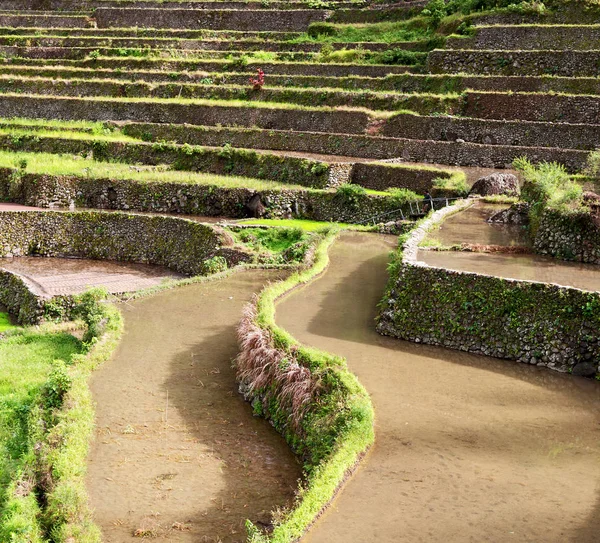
[0,0,598,216]
[1,0,600,541]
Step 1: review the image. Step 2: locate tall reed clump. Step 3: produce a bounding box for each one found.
[235,231,375,543]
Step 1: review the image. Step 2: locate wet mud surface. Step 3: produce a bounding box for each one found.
[86,270,301,542]
[0,256,184,296]
[276,233,600,543]
[426,202,531,247]
[419,250,600,292]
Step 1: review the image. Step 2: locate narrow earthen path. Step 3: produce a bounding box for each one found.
[277,233,600,543]
[86,270,301,542]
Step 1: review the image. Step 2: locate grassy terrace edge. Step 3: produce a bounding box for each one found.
[236,230,375,543]
[0,303,124,543]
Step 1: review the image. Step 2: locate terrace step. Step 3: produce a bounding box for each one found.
[447,24,600,51]
[0,0,358,10]
[383,113,600,151]
[114,122,588,172]
[95,7,330,31]
[1,64,599,96]
[0,13,90,27]
[428,49,600,77]
[0,27,303,40]
[0,36,407,52]
[0,75,459,113]
[0,93,375,134]
[9,57,415,77]
[463,91,600,124]
[0,45,319,61]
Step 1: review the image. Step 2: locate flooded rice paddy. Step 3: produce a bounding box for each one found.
[421,202,600,292]
[0,256,184,296]
[86,270,301,542]
[277,233,600,543]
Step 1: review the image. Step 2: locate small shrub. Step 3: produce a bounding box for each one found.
[307,22,338,38]
[421,0,448,27]
[202,255,228,275]
[72,288,109,347]
[514,157,583,234]
[386,188,420,206]
[335,184,366,210]
[43,360,72,410]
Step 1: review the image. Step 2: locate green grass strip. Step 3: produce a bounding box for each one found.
[0,149,308,191]
[248,231,375,542]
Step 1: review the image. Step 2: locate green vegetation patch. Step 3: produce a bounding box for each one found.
[0,312,16,333]
[0,330,81,539]
[0,150,308,191]
[238,232,374,542]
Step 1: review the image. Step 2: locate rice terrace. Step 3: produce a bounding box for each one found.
[1,0,600,540]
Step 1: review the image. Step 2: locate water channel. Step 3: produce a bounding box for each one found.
[86,270,302,542]
[277,232,600,543]
[421,202,600,292]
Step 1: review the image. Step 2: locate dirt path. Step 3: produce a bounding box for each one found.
[86,270,302,542]
[276,232,600,543]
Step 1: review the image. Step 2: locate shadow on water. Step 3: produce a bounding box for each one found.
[163,326,302,541]
[86,270,301,543]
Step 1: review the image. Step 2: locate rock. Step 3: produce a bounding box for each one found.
[571,361,597,377]
[469,172,519,197]
[488,202,530,225]
[246,194,266,218]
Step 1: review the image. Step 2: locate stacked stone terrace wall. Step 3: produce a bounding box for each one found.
[0,210,237,275]
[0,171,410,223]
[384,113,599,151]
[0,268,45,325]
[95,7,329,30]
[535,208,600,264]
[377,203,600,377]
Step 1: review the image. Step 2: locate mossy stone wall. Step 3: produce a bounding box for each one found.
[535,208,600,265]
[377,204,600,377]
[0,210,239,275]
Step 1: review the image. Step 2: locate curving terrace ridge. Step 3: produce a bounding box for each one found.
[1,0,600,541]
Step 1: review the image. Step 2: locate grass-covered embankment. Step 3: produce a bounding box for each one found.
[0,290,123,542]
[236,230,374,542]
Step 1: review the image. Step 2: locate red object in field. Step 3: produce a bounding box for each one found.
[250,68,265,90]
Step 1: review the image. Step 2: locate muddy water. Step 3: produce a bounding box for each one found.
[86,270,301,542]
[276,233,600,543]
[0,256,183,296]
[427,202,531,247]
[421,201,600,291]
[419,250,600,292]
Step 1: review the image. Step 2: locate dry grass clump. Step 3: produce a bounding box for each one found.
[236,302,319,430]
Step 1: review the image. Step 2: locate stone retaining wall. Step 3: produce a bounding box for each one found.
[0,210,240,275]
[0,268,45,325]
[120,122,589,171]
[448,25,600,51]
[0,94,371,135]
[429,50,600,78]
[0,14,87,27]
[350,162,452,192]
[463,91,600,125]
[377,202,600,377]
[95,7,329,30]
[0,134,334,189]
[384,113,600,151]
[0,171,410,223]
[535,208,600,264]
